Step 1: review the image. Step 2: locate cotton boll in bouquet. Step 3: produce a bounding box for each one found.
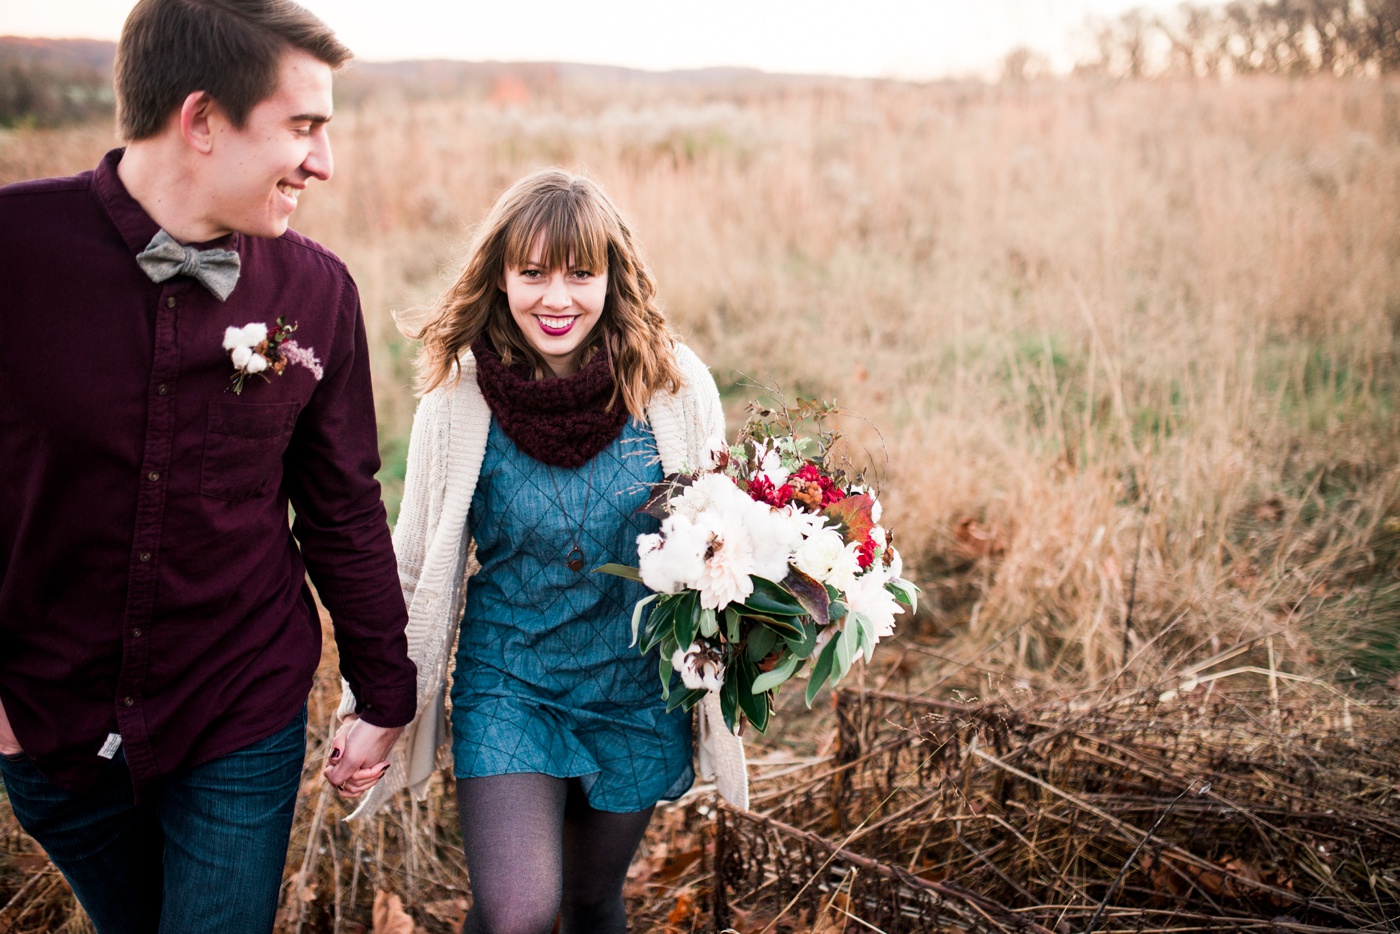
[598,397,918,734]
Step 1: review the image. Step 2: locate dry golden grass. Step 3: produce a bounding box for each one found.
[1,74,1397,931]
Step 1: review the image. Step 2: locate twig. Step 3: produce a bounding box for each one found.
[1081,781,1205,934]
[724,804,1055,934]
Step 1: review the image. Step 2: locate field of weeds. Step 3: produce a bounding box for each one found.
[1,73,1398,931]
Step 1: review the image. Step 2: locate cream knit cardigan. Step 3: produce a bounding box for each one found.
[339,344,748,820]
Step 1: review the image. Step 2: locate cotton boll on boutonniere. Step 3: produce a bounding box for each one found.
[223,316,323,394]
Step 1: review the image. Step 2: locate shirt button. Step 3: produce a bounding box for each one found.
[131,628,143,638]
[157,384,169,395]
[147,471,160,482]
[122,696,135,707]
[139,552,151,562]
[166,297,177,309]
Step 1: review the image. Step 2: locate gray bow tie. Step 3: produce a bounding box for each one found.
[136,229,241,301]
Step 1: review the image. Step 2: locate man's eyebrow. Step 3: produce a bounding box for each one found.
[291,113,332,125]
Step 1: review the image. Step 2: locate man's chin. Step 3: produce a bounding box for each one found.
[240,218,293,240]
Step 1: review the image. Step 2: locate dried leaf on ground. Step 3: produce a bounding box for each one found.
[954,517,1005,559]
[421,897,467,928]
[372,890,415,934]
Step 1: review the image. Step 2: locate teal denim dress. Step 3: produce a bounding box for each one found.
[450,417,694,812]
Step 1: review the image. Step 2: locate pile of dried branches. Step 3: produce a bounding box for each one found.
[703,684,1400,932]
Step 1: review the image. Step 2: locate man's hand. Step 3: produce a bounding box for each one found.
[323,717,401,799]
[0,696,22,756]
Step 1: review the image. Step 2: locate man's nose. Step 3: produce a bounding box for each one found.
[304,130,333,182]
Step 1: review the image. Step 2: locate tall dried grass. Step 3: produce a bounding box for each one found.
[1,75,1397,930]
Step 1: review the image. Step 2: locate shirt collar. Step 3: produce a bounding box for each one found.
[91,147,243,258]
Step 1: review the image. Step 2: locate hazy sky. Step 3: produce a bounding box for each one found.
[1,0,1180,78]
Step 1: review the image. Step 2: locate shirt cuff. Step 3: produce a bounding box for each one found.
[352,684,417,729]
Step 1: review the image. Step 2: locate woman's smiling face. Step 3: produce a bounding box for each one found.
[501,234,609,378]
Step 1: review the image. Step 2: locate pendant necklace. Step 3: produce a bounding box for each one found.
[547,457,597,572]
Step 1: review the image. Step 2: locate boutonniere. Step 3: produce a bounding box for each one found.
[222,316,324,394]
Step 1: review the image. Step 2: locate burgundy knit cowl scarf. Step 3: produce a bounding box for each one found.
[472,338,630,468]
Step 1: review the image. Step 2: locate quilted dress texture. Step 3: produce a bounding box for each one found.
[451,417,693,811]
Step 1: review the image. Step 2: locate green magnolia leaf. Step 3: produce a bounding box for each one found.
[640,595,678,654]
[630,593,659,648]
[745,613,803,639]
[833,627,857,686]
[738,576,805,617]
[735,656,770,733]
[828,600,848,622]
[666,686,705,714]
[852,610,878,663]
[805,634,841,707]
[888,578,920,613]
[783,567,830,627]
[724,605,742,643]
[751,651,800,694]
[594,563,644,583]
[745,625,778,662]
[721,675,740,733]
[787,617,819,659]
[673,592,700,649]
[658,652,673,700]
[698,606,719,638]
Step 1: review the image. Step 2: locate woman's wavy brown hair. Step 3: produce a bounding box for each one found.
[412,168,682,419]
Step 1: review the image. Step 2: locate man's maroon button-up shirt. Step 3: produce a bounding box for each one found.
[0,150,416,796]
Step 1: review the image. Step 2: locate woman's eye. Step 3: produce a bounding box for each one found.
[571,270,593,280]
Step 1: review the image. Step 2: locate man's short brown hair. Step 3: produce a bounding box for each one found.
[115,0,351,141]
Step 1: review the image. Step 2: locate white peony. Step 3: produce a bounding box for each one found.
[692,505,756,609]
[670,472,738,521]
[846,572,904,643]
[825,541,865,594]
[745,501,801,583]
[792,526,847,582]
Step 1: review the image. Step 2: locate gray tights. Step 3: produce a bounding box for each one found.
[456,773,655,934]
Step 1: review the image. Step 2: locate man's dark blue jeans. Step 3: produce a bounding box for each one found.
[0,704,307,934]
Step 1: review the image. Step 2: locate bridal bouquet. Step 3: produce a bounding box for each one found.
[599,399,918,734]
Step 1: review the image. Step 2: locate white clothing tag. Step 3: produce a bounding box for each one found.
[98,733,123,759]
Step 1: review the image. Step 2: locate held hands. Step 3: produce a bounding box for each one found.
[323,716,401,799]
[0,696,20,756]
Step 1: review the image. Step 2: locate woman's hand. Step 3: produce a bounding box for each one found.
[323,716,400,799]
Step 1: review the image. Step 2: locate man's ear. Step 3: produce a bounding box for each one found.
[178,91,217,154]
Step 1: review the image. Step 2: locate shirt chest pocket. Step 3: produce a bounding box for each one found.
[201,400,300,502]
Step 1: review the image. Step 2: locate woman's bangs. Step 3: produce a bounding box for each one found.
[503,196,609,274]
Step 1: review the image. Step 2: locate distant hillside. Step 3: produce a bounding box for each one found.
[0,37,850,127]
[0,37,115,127]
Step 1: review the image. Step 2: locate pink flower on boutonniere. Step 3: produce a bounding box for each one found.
[223,316,322,394]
